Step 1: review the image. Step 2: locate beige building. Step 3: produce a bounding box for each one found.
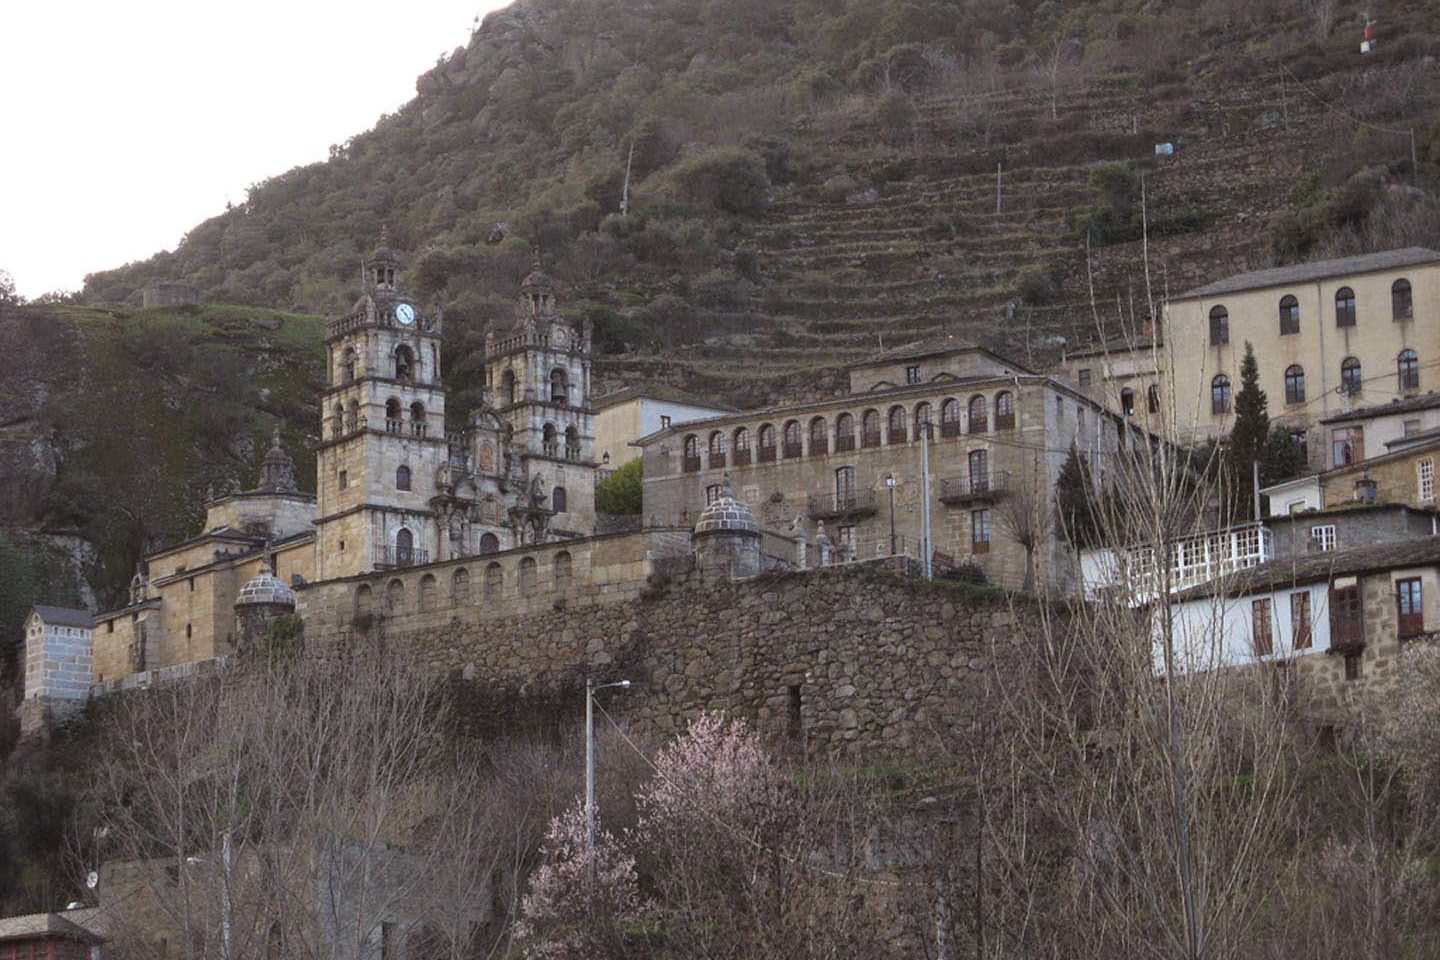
[1063,331,1165,435]
[593,387,732,472]
[637,336,1153,591]
[1162,247,1440,459]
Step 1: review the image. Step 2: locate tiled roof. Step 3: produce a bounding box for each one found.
[1174,535,1440,602]
[30,605,94,629]
[856,333,1032,372]
[1320,391,1440,425]
[1173,247,1440,300]
[0,913,104,944]
[593,384,734,412]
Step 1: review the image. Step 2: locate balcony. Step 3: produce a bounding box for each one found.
[410,422,428,438]
[940,421,962,438]
[682,455,702,473]
[375,545,430,569]
[783,441,803,459]
[810,438,828,456]
[386,418,404,434]
[708,452,727,469]
[565,446,582,461]
[733,448,752,467]
[939,471,1010,506]
[969,418,988,435]
[995,412,1016,431]
[861,430,882,449]
[889,428,907,444]
[758,445,776,463]
[807,490,878,521]
[836,434,856,453]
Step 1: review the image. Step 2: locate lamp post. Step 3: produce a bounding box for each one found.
[885,474,897,556]
[586,678,631,855]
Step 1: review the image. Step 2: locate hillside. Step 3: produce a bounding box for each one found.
[78,0,1440,412]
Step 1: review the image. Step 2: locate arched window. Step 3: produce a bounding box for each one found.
[385,578,405,613]
[394,528,414,566]
[410,401,425,422]
[332,403,345,438]
[835,466,857,508]
[994,391,1014,429]
[394,345,415,381]
[341,347,356,383]
[418,574,437,611]
[1279,295,1300,335]
[346,399,359,432]
[519,556,538,595]
[554,551,573,589]
[1147,385,1161,414]
[1341,356,1363,395]
[386,397,402,430]
[1208,305,1229,346]
[887,406,907,444]
[808,417,828,455]
[552,485,567,512]
[709,431,726,468]
[1335,287,1357,328]
[835,414,855,451]
[1211,375,1232,415]
[354,583,373,617]
[479,532,500,555]
[1284,365,1305,405]
[758,424,777,461]
[913,403,932,436]
[732,426,752,464]
[1393,278,1414,321]
[485,561,503,598]
[395,465,411,491]
[940,399,961,437]
[1120,388,1136,417]
[544,423,559,457]
[501,369,516,405]
[550,369,569,404]
[1398,349,1420,393]
[564,426,579,459]
[967,395,988,433]
[783,420,802,457]
[451,567,470,603]
[861,409,881,447]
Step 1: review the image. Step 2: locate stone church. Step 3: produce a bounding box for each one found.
[88,234,601,679]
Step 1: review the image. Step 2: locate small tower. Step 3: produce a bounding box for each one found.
[256,428,298,492]
[692,475,761,578]
[234,559,297,650]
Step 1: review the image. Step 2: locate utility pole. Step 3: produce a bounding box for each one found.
[886,474,897,555]
[221,829,233,960]
[921,420,933,580]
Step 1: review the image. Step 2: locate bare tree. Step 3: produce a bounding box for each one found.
[992,450,1055,593]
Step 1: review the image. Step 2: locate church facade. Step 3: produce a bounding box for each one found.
[89,236,601,681]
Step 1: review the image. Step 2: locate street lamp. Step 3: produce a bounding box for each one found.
[586,678,632,855]
[885,474,897,556]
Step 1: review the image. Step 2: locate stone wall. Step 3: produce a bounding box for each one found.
[300,553,1043,757]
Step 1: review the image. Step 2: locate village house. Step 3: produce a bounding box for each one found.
[592,387,732,474]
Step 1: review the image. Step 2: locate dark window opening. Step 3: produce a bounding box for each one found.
[1335,287,1357,328]
[396,465,412,491]
[1393,278,1414,320]
[1208,305,1229,346]
[1279,295,1300,335]
[1284,365,1305,405]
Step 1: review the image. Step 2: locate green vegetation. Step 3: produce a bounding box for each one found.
[1228,342,1306,519]
[596,458,643,515]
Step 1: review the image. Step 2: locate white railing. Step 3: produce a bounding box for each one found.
[1082,524,1273,604]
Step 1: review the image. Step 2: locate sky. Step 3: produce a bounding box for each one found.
[1,0,512,298]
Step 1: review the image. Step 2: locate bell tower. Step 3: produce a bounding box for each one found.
[314,231,448,579]
[483,262,598,534]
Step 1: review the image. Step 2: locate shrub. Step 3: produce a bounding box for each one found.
[670,148,771,215]
[1016,263,1062,303]
[871,90,917,138]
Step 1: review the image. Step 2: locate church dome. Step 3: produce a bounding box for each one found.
[235,561,295,608]
[520,262,556,296]
[694,479,760,536]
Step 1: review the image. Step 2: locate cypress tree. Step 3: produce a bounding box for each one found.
[1228,342,1269,519]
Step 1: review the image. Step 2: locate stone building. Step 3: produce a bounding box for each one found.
[637,336,1153,591]
[1262,434,1440,515]
[593,387,732,472]
[18,605,95,734]
[1063,330,1165,434]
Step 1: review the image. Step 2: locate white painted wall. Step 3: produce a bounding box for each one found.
[1158,581,1332,675]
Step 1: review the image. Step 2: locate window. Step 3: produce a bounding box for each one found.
[1289,429,1309,464]
[395,465,411,491]
[1397,577,1424,637]
[706,484,723,504]
[682,434,700,471]
[1147,384,1161,414]
[550,369,568,404]
[1078,368,1092,388]
[410,401,426,423]
[1211,374,1231,415]
[967,395,988,433]
[733,426,751,452]
[501,369,516,405]
[783,420,803,457]
[809,417,828,454]
[1208,305,1229,346]
[552,486,567,512]
[861,410,881,447]
[1251,599,1273,656]
[479,532,500,554]
[1331,426,1363,467]
[1330,583,1363,648]
[1311,525,1336,552]
[394,345,415,380]
[906,364,921,384]
[1279,295,1300,335]
[341,347,357,383]
[1340,356,1362,395]
[1284,365,1305,405]
[968,449,990,491]
[835,466,857,507]
[994,391,1014,429]
[1398,348,1420,393]
[887,405,907,443]
[758,424,776,461]
[338,469,348,490]
[1393,278,1413,320]
[395,528,414,565]
[834,414,855,451]
[940,399,962,437]
[385,397,402,427]
[1404,419,1422,438]
[913,403,932,436]
[1120,388,1135,416]
[660,415,672,429]
[971,509,991,553]
[1335,287,1357,327]
[709,431,727,465]
[1420,458,1435,502]
[565,425,580,459]
[186,623,192,640]
[1291,592,1312,650]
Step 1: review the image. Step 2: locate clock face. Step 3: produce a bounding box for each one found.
[395,303,416,326]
